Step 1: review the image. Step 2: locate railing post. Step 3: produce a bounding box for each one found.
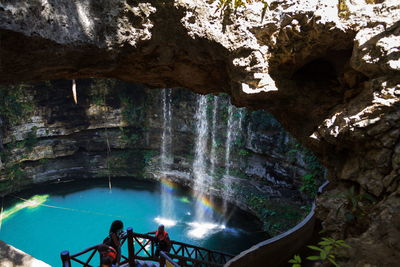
[60,250,71,267]
[127,227,135,267]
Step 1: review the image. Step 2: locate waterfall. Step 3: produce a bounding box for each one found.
[193,95,210,222]
[209,96,219,182]
[222,104,244,214]
[160,89,174,219]
[160,89,173,169]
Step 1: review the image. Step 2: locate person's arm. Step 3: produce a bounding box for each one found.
[146,231,156,235]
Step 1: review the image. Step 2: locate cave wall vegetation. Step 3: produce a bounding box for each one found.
[0,0,400,265]
[0,79,322,236]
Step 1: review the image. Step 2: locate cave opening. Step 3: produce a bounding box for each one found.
[292,58,338,83]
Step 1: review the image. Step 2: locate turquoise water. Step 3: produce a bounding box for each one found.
[0,178,268,266]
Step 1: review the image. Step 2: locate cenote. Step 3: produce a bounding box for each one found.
[0,178,268,266]
[0,81,323,266]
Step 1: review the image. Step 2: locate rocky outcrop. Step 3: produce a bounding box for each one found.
[0,240,50,267]
[1,0,400,265]
[0,80,312,235]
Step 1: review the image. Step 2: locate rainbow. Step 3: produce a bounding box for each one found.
[160,177,178,194]
[195,195,223,215]
[159,177,222,215]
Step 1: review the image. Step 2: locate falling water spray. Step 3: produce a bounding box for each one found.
[192,95,210,222]
[160,89,174,219]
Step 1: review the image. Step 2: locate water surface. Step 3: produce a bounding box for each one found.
[0,178,268,265]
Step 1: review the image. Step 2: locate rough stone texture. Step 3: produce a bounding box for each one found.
[0,240,50,267]
[0,80,310,235]
[1,0,400,265]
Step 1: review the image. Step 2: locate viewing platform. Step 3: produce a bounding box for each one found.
[61,228,234,267]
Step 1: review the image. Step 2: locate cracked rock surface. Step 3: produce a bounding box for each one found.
[1,0,400,266]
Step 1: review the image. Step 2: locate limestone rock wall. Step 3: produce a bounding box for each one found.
[0,79,314,235]
[1,0,400,265]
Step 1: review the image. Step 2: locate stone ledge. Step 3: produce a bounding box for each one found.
[0,240,50,267]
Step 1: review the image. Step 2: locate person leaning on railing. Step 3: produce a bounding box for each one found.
[103,220,125,265]
[146,224,172,265]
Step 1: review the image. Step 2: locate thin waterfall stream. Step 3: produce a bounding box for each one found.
[222,105,244,215]
[192,95,210,222]
[160,89,175,222]
[209,96,219,183]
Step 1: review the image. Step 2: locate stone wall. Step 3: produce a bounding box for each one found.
[1,1,399,265]
[0,79,318,236]
[0,240,50,267]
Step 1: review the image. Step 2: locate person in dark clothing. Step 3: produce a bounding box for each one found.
[147,224,171,266]
[104,220,124,265]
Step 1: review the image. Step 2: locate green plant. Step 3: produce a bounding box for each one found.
[300,173,319,198]
[233,136,245,148]
[229,168,247,179]
[0,84,34,125]
[24,127,39,151]
[289,238,351,267]
[8,127,39,152]
[286,139,325,198]
[307,238,351,266]
[89,79,115,106]
[5,164,26,182]
[335,186,376,223]
[238,149,250,157]
[120,128,141,145]
[119,93,145,125]
[288,254,302,267]
[143,150,157,165]
[38,158,49,164]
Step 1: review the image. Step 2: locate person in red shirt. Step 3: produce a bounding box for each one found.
[98,244,117,267]
[147,224,171,264]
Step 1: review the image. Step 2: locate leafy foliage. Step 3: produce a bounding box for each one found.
[300,173,319,198]
[143,150,157,165]
[289,238,351,267]
[2,163,27,191]
[90,79,115,106]
[120,127,141,146]
[288,254,302,267]
[0,84,34,125]
[286,141,325,198]
[23,127,39,151]
[335,186,376,223]
[238,149,250,157]
[119,92,145,126]
[306,238,351,266]
[240,185,306,235]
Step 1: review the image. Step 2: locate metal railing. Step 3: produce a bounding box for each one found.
[61,227,234,267]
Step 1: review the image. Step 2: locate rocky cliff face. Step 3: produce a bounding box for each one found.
[0,0,399,265]
[0,79,316,235]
